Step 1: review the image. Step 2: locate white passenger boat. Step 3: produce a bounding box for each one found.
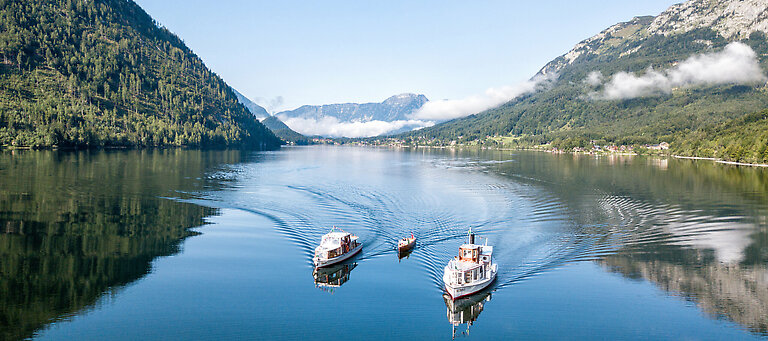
[313,227,362,268]
[443,228,497,299]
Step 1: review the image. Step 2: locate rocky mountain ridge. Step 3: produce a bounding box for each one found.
[277,93,428,123]
[648,0,768,38]
[401,0,768,164]
[541,0,768,76]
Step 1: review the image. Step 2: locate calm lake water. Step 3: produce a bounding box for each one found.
[1,146,767,340]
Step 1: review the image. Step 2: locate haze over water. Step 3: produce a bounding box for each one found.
[1,147,767,340]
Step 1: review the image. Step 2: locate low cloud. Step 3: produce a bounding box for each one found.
[585,71,604,86]
[253,96,285,113]
[601,68,672,99]
[278,116,434,138]
[591,42,766,100]
[410,73,556,121]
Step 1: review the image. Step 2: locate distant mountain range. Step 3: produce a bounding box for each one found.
[233,89,270,119]
[273,93,430,138]
[277,93,428,123]
[402,0,768,163]
[233,90,310,144]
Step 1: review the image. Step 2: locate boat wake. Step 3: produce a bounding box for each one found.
[184,149,755,299]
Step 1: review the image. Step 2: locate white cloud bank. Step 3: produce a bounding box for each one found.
[410,74,556,121]
[278,116,434,138]
[591,42,766,100]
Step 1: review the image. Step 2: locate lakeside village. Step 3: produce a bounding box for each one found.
[334,135,671,156]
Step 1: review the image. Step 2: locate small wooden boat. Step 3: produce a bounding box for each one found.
[397,233,416,253]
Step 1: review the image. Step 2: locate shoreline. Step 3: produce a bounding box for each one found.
[672,155,768,167]
[361,144,768,168]
[0,144,281,152]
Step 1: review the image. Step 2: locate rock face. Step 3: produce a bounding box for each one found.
[411,0,768,144]
[276,93,428,123]
[539,16,654,76]
[648,0,768,39]
[541,0,768,76]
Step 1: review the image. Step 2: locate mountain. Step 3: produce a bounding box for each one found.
[402,0,768,162]
[277,93,428,123]
[261,116,311,145]
[233,89,270,119]
[0,0,280,149]
[230,89,310,143]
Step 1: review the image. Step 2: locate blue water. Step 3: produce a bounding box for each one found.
[2,147,766,340]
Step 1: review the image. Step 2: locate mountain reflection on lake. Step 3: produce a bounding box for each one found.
[1,147,766,340]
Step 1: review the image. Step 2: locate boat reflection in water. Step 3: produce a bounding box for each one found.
[443,288,493,339]
[398,247,414,261]
[313,262,358,293]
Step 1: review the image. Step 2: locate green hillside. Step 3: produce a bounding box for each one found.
[400,3,768,162]
[0,0,281,149]
[261,116,311,145]
[672,109,768,164]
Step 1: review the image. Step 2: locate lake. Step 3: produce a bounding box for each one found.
[1,147,767,340]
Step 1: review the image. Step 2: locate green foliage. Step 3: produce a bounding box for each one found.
[261,116,311,145]
[398,25,768,159]
[672,109,768,164]
[0,0,280,149]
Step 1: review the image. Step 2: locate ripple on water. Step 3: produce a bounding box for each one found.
[192,152,758,299]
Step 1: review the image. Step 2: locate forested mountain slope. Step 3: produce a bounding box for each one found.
[672,109,768,163]
[0,0,280,149]
[261,116,311,145]
[402,0,768,160]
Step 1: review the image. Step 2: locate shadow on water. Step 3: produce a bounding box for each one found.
[0,149,262,340]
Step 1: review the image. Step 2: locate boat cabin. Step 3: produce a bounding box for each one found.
[458,244,480,262]
[317,232,357,259]
[449,244,494,285]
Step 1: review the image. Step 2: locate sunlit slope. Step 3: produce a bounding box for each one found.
[405,0,768,151]
[261,116,311,145]
[0,0,280,149]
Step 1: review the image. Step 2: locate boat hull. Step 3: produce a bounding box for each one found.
[443,265,497,300]
[313,243,362,268]
[444,276,495,300]
[397,240,415,253]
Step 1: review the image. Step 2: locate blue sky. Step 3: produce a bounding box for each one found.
[134,0,677,112]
